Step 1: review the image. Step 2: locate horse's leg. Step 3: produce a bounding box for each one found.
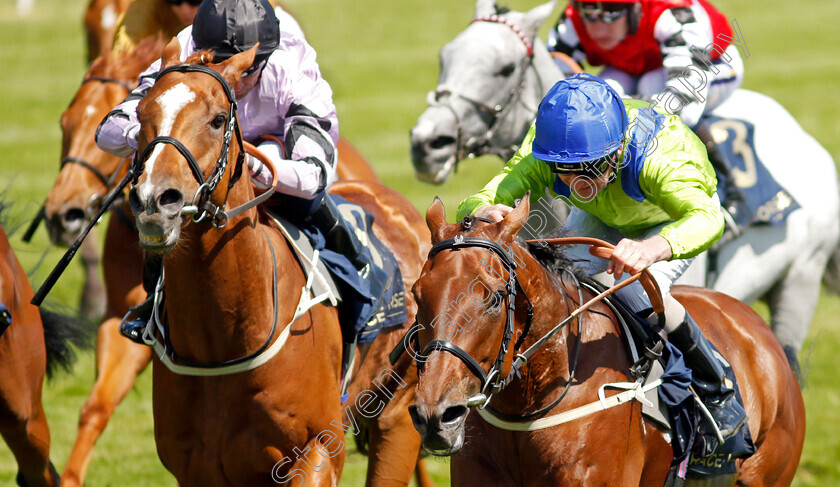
[280,435,345,487]
[79,226,106,322]
[362,375,423,487]
[61,317,152,487]
[763,249,828,377]
[414,457,435,487]
[0,402,60,487]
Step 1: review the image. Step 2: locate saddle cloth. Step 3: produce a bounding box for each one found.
[265,198,406,344]
[704,115,800,226]
[584,280,756,484]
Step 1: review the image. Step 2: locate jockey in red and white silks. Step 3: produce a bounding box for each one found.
[548,0,744,128]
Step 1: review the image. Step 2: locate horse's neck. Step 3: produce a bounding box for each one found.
[497,259,631,411]
[163,185,303,362]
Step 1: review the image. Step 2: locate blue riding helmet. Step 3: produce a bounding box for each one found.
[532,73,627,172]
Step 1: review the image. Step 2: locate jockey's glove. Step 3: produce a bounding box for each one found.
[246,153,272,190]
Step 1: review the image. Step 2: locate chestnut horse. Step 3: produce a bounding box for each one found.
[83,0,131,62]
[409,198,804,486]
[122,38,428,485]
[1,221,90,486]
[45,38,390,487]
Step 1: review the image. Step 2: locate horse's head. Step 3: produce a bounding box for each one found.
[128,37,254,254]
[44,37,164,246]
[410,0,559,184]
[409,197,543,455]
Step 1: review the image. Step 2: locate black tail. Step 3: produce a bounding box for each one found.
[39,306,95,379]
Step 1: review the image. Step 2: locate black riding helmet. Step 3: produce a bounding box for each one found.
[192,0,280,67]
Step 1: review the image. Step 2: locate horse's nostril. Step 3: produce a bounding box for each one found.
[128,188,142,215]
[441,405,467,425]
[63,208,86,223]
[408,405,424,428]
[158,189,183,209]
[430,136,456,150]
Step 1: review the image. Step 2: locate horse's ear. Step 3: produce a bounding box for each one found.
[426,197,449,243]
[498,192,531,241]
[522,1,558,37]
[160,37,182,70]
[474,0,496,18]
[217,45,258,86]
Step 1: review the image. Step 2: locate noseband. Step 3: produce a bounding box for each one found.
[135,64,245,227]
[417,233,534,405]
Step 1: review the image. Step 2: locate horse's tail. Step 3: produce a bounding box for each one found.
[39,306,94,379]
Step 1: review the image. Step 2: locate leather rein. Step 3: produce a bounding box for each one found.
[409,232,665,417]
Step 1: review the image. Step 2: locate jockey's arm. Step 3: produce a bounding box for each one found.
[547,10,588,65]
[95,61,160,157]
[649,5,719,128]
[458,126,554,221]
[640,130,725,259]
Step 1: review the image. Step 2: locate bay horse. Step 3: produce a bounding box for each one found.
[409,197,805,485]
[1,220,90,487]
[45,37,389,487]
[409,0,840,368]
[123,38,429,485]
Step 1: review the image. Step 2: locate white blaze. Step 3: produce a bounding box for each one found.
[138,83,195,202]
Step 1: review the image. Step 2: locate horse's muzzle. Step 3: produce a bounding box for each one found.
[408,401,468,456]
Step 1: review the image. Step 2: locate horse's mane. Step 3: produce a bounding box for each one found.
[86,35,168,82]
[184,49,217,66]
[523,229,587,280]
[456,217,586,280]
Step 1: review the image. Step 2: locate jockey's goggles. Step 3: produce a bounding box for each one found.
[546,150,619,179]
[573,2,630,24]
[165,0,202,6]
[242,60,267,79]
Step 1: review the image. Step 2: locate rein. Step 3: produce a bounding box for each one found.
[414,235,665,415]
[426,15,545,166]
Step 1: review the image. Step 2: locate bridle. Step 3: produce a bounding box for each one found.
[425,14,547,166]
[410,232,666,418]
[416,228,534,407]
[62,76,136,217]
[134,64,246,228]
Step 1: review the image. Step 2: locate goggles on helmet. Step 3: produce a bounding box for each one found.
[546,148,620,179]
[241,60,267,79]
[165,0,202,6]
[573,2,630,24]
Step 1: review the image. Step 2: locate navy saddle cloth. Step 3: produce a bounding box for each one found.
[298,195,407,343]
[703,115,799,226]
[587,280,755,482]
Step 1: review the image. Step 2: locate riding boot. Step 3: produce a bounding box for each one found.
[308,195,390,309]
[667,312,747,440]
[694,121,749,239]
[120,254,162,344]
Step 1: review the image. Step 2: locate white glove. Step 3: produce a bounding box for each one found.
[246,154,272,190]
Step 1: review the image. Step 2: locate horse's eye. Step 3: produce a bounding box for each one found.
[496,63,516,77]
[211,114,226,129]
[489,290,506,310]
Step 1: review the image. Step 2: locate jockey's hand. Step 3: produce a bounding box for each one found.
[607,235,673,279]
[474,204,514,223]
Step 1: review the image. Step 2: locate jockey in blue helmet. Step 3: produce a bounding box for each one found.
[459,73,748,449]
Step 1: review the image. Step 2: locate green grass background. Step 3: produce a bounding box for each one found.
[1,0,838,485]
